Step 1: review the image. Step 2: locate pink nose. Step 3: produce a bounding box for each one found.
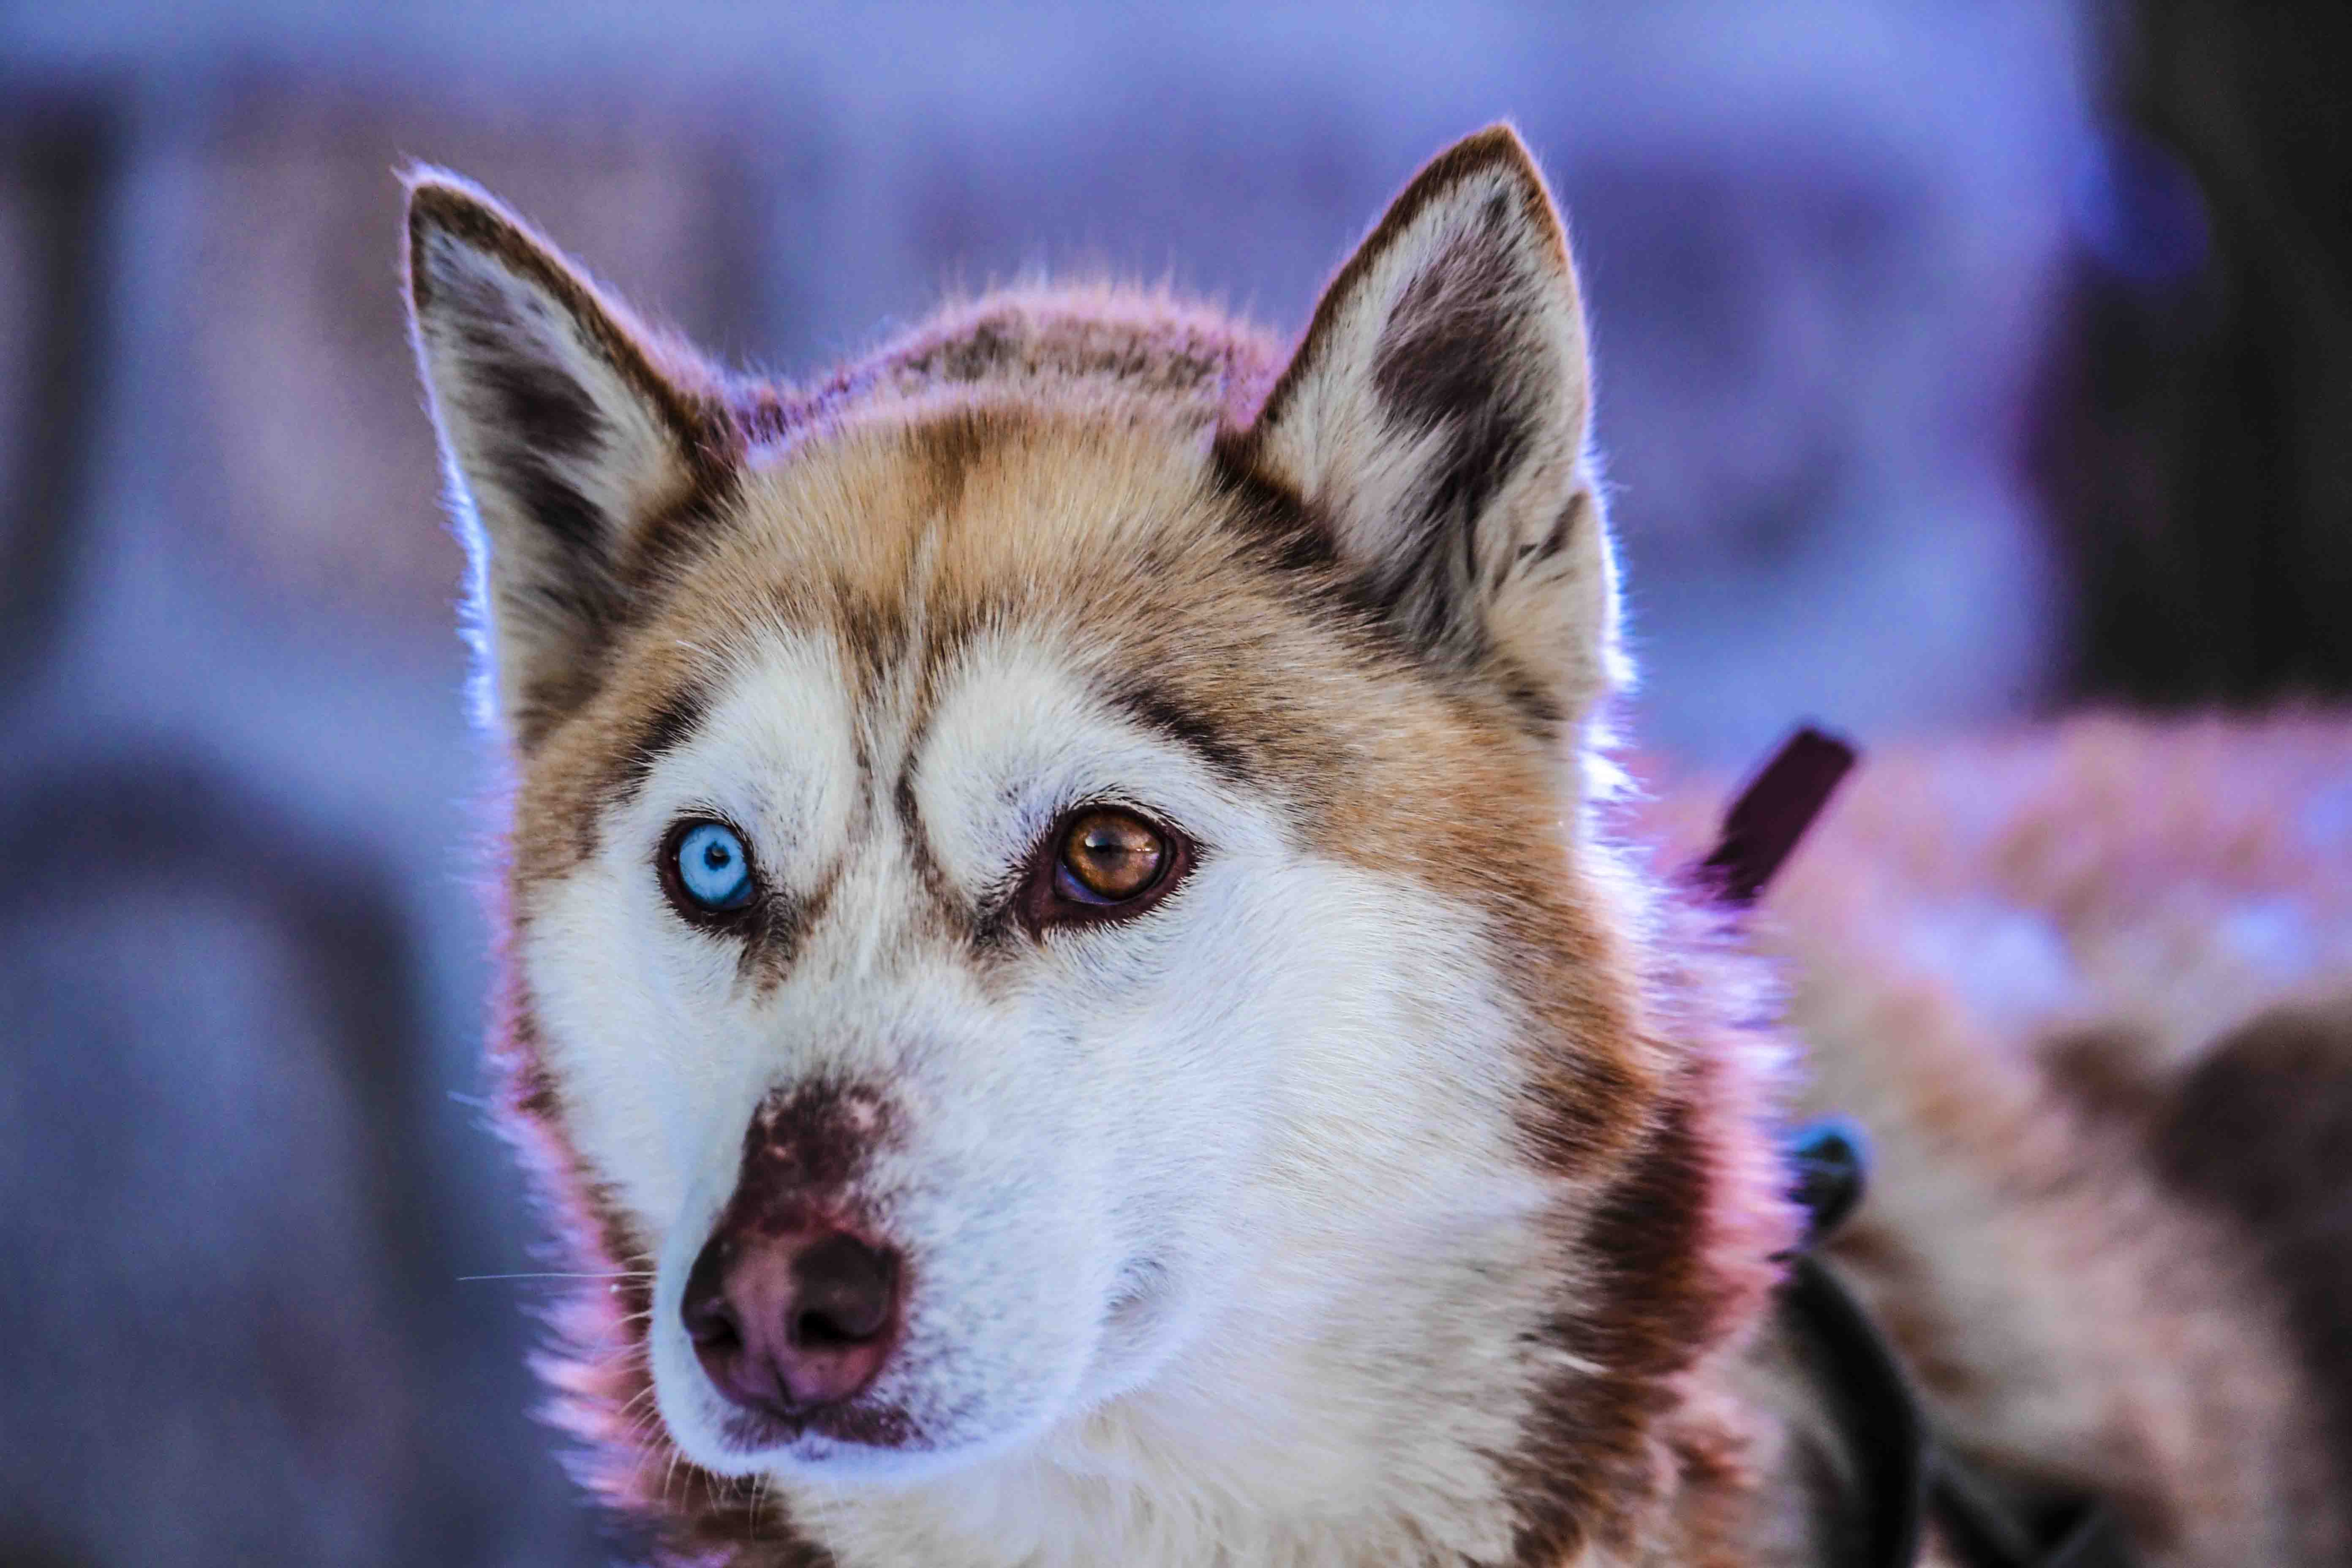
[681,1226,901,1416]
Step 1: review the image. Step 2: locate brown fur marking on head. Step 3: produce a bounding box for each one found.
[2153,997,2352,1505]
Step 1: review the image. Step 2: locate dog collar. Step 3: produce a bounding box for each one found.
[1704,731,2139,1568]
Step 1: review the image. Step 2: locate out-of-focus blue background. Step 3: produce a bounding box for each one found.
[0,3,2342,1563]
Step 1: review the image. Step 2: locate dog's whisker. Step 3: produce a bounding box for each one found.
[456,1270,653,1282]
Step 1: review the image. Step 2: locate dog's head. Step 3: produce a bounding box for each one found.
[408,127,1708,1514]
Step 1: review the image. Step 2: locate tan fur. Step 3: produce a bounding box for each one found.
[1638,716,2352,1562]
[403,126,2351,1568]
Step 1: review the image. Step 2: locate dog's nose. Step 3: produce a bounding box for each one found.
[681,1226,901,1416]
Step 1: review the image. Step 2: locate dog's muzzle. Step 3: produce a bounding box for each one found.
[683,1220,901,1415]
[681,1079,908,1435]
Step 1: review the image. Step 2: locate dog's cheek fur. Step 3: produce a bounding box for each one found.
[904,632,1567,1442]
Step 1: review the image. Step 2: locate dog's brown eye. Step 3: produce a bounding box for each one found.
[1018,806,1190,933]
[1060,810,1167,903]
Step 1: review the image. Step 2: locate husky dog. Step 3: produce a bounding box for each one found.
[403,127,2351,1565]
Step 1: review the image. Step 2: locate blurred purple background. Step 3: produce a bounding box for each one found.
[0,3,2344,1563]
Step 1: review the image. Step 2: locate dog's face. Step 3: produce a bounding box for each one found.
[409,128,1655,1493]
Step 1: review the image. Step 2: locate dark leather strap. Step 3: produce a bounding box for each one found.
[1779,1250,1929,1567]
[1696,726,1856,908]
[1931,1467,2140,1568]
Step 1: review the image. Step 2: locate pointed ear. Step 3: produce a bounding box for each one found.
[1241,125,1622,737]
[403,169,737,749]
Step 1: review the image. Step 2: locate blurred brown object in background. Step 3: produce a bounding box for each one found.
[0,90,112,673]
[2155,997,2352,1497]
[2040,0,2352,705]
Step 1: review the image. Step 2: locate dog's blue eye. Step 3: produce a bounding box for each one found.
[672,821,754,912]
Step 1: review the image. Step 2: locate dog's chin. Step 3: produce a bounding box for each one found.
[650,1336,1081,1489]
[648,1266,1187,1489]
[661,1386,1081,1491]
[719,1416,960,1488]
[653,1376,956,1485]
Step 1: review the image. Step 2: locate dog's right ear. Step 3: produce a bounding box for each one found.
[1234,126,1619,746]
[404,171,736,750]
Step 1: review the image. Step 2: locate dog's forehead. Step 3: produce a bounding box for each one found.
[509,412,1234,862]
[724,407,1236,628]
[679,410,1322,754]
[517,406,1565,912]
[697,411,1287,759]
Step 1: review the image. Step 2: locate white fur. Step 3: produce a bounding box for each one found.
[521,617,1586,1565]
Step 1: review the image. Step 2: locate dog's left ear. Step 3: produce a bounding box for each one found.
[1241,125,1621,735]
[404,170,738,750]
